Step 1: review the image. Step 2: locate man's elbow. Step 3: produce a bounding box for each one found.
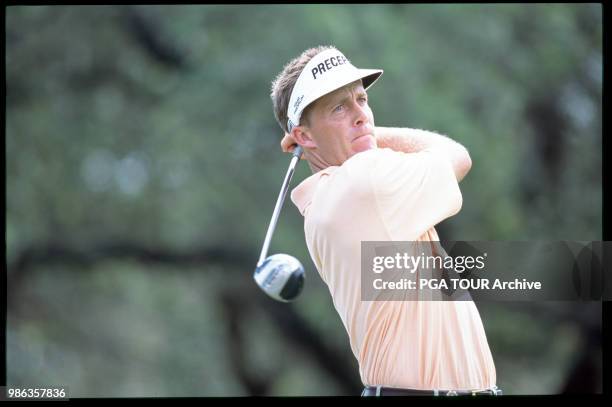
[454,147,472,182]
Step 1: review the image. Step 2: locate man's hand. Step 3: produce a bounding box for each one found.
[281,132,298,154]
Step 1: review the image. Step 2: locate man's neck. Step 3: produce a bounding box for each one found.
[305,149,378,173]
[308,161,325,174]
[305,151,332,174]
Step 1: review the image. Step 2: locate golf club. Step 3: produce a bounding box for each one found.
[254,145,305,302]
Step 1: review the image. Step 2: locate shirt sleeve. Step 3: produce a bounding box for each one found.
[369,148,462,240]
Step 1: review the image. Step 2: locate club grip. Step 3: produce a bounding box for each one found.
[292,145,303,158]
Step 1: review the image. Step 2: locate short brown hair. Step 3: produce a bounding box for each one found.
[270,45,335,134]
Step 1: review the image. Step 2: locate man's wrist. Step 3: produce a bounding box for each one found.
[374,126,472,182]
[375,126,436,153]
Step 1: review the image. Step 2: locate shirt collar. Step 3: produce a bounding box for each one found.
[290,166,337,216]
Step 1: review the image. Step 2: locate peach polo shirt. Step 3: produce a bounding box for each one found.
[290,147,496,390]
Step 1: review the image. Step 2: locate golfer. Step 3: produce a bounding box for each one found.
[270,46,501,396]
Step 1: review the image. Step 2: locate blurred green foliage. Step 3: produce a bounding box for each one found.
[6,4,602,396]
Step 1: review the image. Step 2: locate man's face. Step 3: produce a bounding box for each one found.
[300,80,376,166]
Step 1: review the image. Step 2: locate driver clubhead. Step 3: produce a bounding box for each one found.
[254,253,305,302]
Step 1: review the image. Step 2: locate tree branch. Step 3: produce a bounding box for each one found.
[256,296,362,395]
[123,6,188,70]
[220,292,274,396]
[7,240,254,311]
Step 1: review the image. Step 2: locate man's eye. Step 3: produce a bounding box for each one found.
[333,104,344,112]
[358,97,368,103]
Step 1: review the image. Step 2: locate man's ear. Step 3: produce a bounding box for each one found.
[291,126,317,149]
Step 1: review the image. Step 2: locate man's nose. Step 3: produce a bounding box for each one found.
[353,103,369,127]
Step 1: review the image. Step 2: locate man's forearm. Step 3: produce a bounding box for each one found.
[375,126,472,182]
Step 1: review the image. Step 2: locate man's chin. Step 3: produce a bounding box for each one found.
[351,135,377,153]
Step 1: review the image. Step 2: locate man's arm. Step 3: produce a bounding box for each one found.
[375,127,472,182]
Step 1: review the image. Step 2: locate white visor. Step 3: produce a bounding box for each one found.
[287,48,383,132]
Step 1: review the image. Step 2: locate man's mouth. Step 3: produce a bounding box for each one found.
[353,134,371,142]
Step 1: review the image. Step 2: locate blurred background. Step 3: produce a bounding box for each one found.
[6,4,602,396]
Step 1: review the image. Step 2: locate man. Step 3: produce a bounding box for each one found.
[270,45,500,396]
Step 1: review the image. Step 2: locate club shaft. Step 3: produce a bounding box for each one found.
[258,146,303,266]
